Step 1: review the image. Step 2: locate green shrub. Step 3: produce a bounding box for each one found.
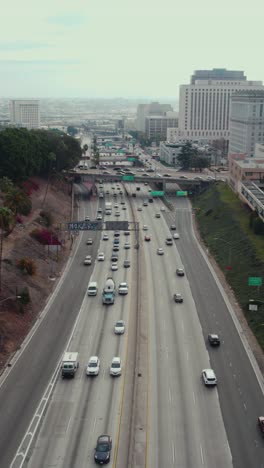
[39,210,53,227]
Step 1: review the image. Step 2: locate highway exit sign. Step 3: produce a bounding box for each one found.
[248,277,262,286]
[151,191,164,197]
[176,191,188,197]
[122,175,134,181]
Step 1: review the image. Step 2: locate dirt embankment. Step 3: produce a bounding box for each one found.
[0,177,72,370]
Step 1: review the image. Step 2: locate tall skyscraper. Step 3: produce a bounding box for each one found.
[229,90,264,157]
[9,100,40,129]
[177,69,263,142]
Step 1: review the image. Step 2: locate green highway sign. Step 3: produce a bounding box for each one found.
[127,157,135,162]
[176,191,188,197]
[118,149,123,154]
[122,175,134,181]
[248,277,262,286]
[151,191,164,197]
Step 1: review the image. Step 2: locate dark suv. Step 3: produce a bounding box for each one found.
[94,435,112,464]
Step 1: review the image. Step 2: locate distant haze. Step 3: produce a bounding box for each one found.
[1,0,263,99]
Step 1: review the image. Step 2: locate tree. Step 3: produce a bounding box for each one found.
[83,144,88,154]
[4,187,32,216]
[91,136,100,166]
[0,207,14,232]
[0,177,14,193]
[67,126,78,137]
[177,142,194,169]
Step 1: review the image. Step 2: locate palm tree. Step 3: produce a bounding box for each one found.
[4,188,31,216]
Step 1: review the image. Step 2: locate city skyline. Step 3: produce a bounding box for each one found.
[1,0,263,98]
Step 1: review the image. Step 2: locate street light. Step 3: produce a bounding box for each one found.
[0,295,21,305]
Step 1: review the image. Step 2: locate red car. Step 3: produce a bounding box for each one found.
[144,235,151,242]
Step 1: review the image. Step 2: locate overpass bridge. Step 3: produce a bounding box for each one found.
[67,169,211,190]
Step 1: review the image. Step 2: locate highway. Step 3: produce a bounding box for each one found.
[0,180,263,467]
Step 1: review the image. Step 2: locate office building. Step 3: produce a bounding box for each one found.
[9,99,40,129]
[177,69,263,142]
[160,141,183,166]
[145,114,178,140]
[136,102,173,132]
[229,90,264,157]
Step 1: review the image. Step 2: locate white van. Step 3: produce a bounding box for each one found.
[87,281,98,296]
[61,352,79,378]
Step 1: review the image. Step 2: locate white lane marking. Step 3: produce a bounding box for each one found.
[172,443,175,463]
[200,445,204,465]
[193,391,196,405]
[92,417,97,433]
[243,402,247,411]
[186,350,189,361]
[181,320,184,331]
[169,387,172,404]
[66,417,71,434]
[229,361,232,368]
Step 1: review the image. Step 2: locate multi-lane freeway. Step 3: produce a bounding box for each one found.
[0,180,263,468]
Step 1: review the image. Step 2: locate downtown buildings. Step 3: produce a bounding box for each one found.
[172,69,263,143]
[9,99,40,129]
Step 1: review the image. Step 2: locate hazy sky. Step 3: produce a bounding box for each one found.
[1,0,263,99]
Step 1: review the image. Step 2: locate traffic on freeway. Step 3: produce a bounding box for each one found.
[0,179,263,468]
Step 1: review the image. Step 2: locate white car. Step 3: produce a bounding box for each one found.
[202,369,217,386]
[102,233,109,240]
[86,356,100,376]
[124,242,130,249]
[137,207,142,211]
[86,238,93,245]
[110,357,122,376]
[173,233,180,239]
[118,282,128,295]
[114,204,119,208]
[143,225,148,231]
[98,252,105,261]
[84,255,92,265]
[160,207,165,212]
[111,262,118,271]
[122,205,127,210]
[85,216,90,221]
[114,320,125,334]
[97,214,103,220]
[157,248,164,255]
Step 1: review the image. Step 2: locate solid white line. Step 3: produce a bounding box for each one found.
[193,391,196,405]
[186,350,189,361]
[243,402,247,411]
[200,445,204,465]
[66,416,71,434]
[92,417,97,433]
[172,443,175,463]
[169,387,172,404]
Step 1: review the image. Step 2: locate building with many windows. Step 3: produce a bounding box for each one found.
[145,115,178,140]
[136,102,173,132]
[229,90,264,157]
[9,99,40,129]
[159,141,183,166]
[176,69,263,142]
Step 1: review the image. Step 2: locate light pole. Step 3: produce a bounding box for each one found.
[0,295,21,305]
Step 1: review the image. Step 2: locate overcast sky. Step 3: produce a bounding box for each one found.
[1,0,263,99]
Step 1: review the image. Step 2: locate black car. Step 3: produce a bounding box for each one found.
[174,293,183,303]
[114,231,120,237]
[123,260,130,268]
[94,435,112,464]
[112,245,119,252]
[111,254,118,262]
[208,334,220,346]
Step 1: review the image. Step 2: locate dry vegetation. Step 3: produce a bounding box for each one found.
[0,177,72,370]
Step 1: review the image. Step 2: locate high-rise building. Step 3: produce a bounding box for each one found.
[229,90,264,157]
[145,114,178,140]
[9,99,40,129]
[177,69,263,142]
[136,102,173,132]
